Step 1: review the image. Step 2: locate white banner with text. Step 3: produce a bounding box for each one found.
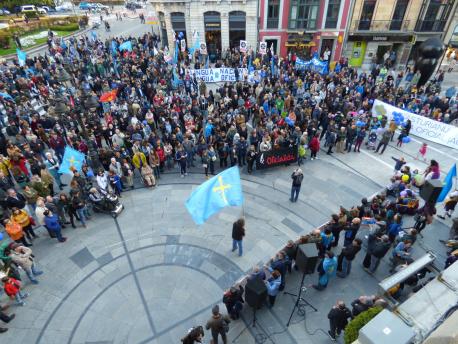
[372,99,458,149]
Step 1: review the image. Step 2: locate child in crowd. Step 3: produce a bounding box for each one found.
[392,157,406,173]
[416,143,428,161]
[2,276,29,306]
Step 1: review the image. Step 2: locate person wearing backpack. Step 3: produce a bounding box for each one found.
[290,168,303,202]
[205,305,231,344]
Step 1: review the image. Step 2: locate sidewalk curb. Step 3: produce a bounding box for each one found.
[4,26,92,61]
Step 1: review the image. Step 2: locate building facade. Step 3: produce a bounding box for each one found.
[344,0,458,70]
[151,0,257,62]
[258,0,352,61]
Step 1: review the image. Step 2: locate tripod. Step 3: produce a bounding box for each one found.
[285,271,317,327]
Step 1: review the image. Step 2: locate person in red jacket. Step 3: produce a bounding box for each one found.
[1,277,29,306]
[309,134,320,161]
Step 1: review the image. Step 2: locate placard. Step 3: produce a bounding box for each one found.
[180,39,186,52]
[240,40,247,53]
[259,41,267,54]
[199,42,207,55]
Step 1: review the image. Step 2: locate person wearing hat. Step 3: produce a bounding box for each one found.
[205,305,231,344]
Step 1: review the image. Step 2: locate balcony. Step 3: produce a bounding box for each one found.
[415,20,447,33]
[352,19,411,32]
[266,18,279,29]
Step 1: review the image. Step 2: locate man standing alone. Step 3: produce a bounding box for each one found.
[232,218,245,256]
[290,168,303,202]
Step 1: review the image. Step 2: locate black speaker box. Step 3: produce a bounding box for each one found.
[245,277,267,309]
[295,243,318,274]
[420,179,443,204]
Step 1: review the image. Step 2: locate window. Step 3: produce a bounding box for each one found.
[289,0,320,30]
[417,0,453,32]
[267,0,280,29]
[170,12,186,31]
[358,0,376,30]
[390,0,409,30]
[325,0,341,29]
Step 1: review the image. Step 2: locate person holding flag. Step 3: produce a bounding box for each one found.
[185,166,243,225]
[437,164,457,219]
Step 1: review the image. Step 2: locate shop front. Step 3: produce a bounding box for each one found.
[346,34,416,69]
[285,33,315,59]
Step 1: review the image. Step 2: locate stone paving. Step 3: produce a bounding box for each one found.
[0,134,454,344]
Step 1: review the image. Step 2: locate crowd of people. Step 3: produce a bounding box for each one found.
[0,23,456,339]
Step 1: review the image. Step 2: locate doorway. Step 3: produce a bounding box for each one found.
[229,11,246,50]
[320,38,334,61]
[265,39,277,54]
[376,45,391,64]
[204,11,222,62]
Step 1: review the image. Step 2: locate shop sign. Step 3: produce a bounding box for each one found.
[349,34,415,43]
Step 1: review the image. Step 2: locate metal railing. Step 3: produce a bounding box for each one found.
[266,18,279,29]
[415,20,447,32]
[352,19,411,32]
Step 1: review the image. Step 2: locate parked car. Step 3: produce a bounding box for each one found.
[0,8,11,15]
[79,2,95,10]
[39,6,56,13]
[20,5,47,14]
[93,3,109,10]
[125,2,142,9]
[55,3,73,11]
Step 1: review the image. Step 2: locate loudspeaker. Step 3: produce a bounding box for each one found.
[245,277,267,309]
[420,179,443,204]
[295,243,318,274]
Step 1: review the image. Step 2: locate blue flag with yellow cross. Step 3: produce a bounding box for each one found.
[59,146,85,174]
[185,166,244,225]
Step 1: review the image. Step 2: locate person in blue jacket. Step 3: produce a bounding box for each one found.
[43,210,66,243]
[264,268,282,307]
[388,214,403,242]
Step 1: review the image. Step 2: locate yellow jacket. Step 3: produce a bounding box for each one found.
[132,152,147,169]
[12,209,30,228]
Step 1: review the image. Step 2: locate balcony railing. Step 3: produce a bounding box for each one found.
[266,18,279,29]
[415,20,447,32]
[352,19,411,32]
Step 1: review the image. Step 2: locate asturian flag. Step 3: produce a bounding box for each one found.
[185,167,244,225]
[59,147,85,174]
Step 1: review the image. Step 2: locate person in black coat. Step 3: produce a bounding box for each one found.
[5,189,26,209]
[327,301,352,340]
[222,285,244,320]
[232,218,245,256]
[337,238,362,278]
